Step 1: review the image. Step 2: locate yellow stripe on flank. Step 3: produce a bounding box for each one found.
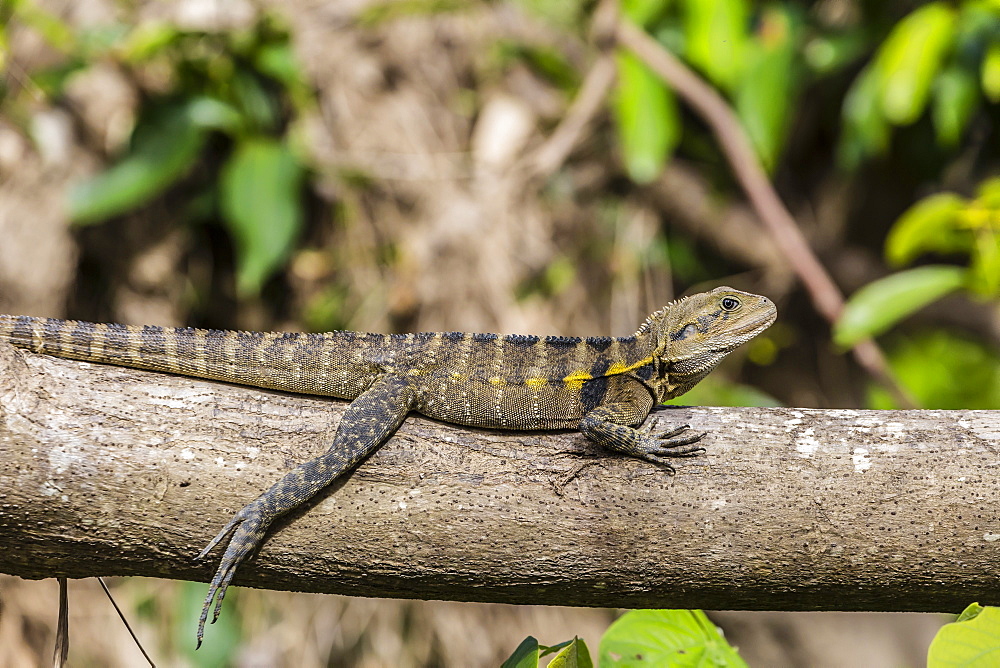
[488,376,506,386]
[608,357,654,375]
[525,377,547,388]
[562,370,592,390]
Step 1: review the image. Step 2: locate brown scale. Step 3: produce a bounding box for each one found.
[0,286,776,646]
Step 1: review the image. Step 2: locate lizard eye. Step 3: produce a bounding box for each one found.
[721,296,741,311]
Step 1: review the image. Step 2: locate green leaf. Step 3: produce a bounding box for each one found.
[119,21,178,63]
[502,636,540,668]
[621,0,666,27]
[867,332,1000,410]
[969,228,1000,297]
[681,0,749,91]
[838,64,890,169]
[599,610,748,668]
[231,68,279,132]
[613,49,680,183]
[976,177,1000,208]
[548,637,593,668]
[874,2,956,125]
[885,192,969,266]
[665,375,782,408]
[933,66,980,147]
[803,33,866,74]
[958,603,986,623]
[928,604,1000,667]
[69,102,207,225]
[983,42,1000,103]
[834,266,968,346]
[735,7,797,171]
[185,97,244,133]
[220,138,305,297]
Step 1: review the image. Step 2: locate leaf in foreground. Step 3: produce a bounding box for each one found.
[502,636,540,668]
[599,609,747,667]
[928,603,1000,667]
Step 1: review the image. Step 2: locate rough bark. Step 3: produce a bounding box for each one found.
[1,341,998,612]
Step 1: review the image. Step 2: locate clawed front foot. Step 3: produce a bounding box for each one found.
[633,423,707,471]
[194,500,274,648]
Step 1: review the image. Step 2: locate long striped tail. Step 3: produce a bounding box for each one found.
[0,314,358,398]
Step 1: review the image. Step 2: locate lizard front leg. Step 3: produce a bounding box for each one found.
[194,375,417,647]
[579,378,705,472]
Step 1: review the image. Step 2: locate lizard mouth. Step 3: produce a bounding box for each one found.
[732,308,777,338]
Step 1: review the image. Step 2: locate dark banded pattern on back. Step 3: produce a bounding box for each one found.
[0,314,663,429]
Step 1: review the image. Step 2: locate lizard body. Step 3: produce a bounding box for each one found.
[0,286,776,645]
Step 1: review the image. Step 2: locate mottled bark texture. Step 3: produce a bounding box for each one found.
[1,341,998,612]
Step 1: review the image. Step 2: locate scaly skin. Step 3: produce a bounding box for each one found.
[0,286,776,645]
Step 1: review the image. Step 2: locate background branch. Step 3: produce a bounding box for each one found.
[614,20,915,408]
[2,345,997,611]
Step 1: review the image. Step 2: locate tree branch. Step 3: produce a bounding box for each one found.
[1,343,997,612]
[615,20,916,409]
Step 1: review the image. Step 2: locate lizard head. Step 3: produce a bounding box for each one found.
[637,286,777,400]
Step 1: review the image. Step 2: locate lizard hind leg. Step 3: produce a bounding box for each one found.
[193,375,417,647]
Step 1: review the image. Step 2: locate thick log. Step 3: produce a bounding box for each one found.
[0,341,998,611]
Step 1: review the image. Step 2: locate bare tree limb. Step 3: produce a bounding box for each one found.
[527,54,616,180]
[1,345,998,612]
[614,20,916,409]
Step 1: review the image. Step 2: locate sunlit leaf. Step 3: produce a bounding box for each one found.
[983,42,1000,102]
[614,49,680,183]
[186,96,244,133]
[874,2,956,125]
[834,265,967,346]
[69,102,207,225]
[933,67,979,147]
[977,177,1000,208]
[735,7,797,171]
[681,0,749,91]
[804,33,866,74]
[665,374,782,407]
[502,636,540,668]
[838,64,890,169]
[868,333,1000,410]
[119,21,178,62]
[621,0,666,27]
[958,602,986,623]
[969,229,1000,297]
[885,193,968,266]
[548,637,593,668]
[220,138,305,297]
[599,610,748,668]
[928,604,1000,667]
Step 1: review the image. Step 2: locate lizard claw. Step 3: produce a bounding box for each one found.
[195,503,273,648]
[632,425,707,470]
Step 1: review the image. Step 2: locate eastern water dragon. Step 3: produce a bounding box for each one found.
[0,285,776,644]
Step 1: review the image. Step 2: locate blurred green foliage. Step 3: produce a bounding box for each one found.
[608,0,1000,177]
[867,330,1000,410]
[837,176,1000,410]
[840,1,1000,165]
[3,4,314,298]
